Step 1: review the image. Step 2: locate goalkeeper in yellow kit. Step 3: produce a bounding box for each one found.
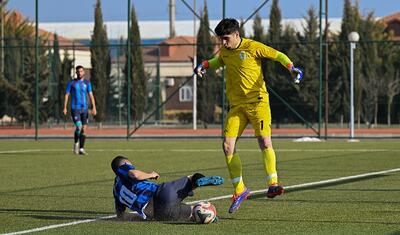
[194,18,303,213]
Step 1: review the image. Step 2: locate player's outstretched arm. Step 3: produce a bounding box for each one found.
[128,169,160,181]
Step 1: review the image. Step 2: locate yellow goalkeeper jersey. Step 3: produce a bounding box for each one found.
[209,37,292,106]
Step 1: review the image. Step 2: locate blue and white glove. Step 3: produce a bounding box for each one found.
[194,62,208,78]
[291,66,303,84]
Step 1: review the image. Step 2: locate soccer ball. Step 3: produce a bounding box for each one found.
[192,201,217,224]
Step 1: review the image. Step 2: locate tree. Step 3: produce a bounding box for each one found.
[265,0,286,90]
[358,13,383,127]
[3,11,24,119]
[252,13,265,42]
[336,0,361,124]
[59,50,74,122]
[125,5,147,124]
[267,0,282,45]
[238,18,246,38]
[19,37,50,124]
[50,34,62,122]
[2,11,49,124]
[383,44,400,125]
[90,0,111,123]
[296,7,320,116]
[264,0,298,124]
[196,1,219,128]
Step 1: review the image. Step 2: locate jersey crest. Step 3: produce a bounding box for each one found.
[239,51,247,60]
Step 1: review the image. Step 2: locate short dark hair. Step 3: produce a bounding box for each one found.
[111,155,128,174]
[75,65,84,71]
[214,18,240,36]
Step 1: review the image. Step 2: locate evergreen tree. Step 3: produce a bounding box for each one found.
[297,7,319,117]
[59,50,74,122]
[3,11,50,124]
[267,0,282,44]
[90,0,111,123]
[125,5,147,124]
[51,34,62,122]
[238,18,246,38]
[2,11,23,119]
[336,0,360,123]
[252,13,264,42]
[264,0,285,90]
[264,0,296,124]
[196,2,219,128]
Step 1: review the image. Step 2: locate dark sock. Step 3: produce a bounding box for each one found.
[191,173,206,188]
[79,134,86,149]
[74,130,80,143]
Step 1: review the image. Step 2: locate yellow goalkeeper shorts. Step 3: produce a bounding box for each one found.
[223,101,272,137]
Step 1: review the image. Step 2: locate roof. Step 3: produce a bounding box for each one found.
[380,12,400,40]
[7,10,86,49]
[381,12,400,23]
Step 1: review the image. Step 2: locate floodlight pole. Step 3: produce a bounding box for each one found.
[324,0,329,140]
[192,0,197,130]
[35,0,39,140]
[127,0,131,140]
[318,0,323,139]
[221,0,226,136]
[349,42,356,140]
[0,0,4,76]
[348,32,359,141]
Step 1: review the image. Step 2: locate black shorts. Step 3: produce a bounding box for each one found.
[153,176,193,222]
[71,109,89,126]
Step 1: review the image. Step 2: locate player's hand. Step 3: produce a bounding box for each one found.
[92,107,97,116]
[63,107,67,115]
[291,66,303,84]
[150,171,160,180]
[194,63,206,78]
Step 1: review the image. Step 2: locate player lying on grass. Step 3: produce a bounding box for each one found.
[111,155,223,223]
[194,18,303,213]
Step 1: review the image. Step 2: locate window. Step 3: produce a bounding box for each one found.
[179,85,193,102]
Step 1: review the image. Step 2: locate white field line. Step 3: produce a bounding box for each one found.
[2,167,400,235]
[1,148,400,154]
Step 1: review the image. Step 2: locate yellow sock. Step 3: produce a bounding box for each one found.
[261,148,278,185]
[225,153,245,195]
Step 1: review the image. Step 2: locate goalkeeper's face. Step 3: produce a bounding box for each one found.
[219,31,240,50]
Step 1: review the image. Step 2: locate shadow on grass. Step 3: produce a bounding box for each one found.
[1,193,110,199]
[0,178,113,194]
[25,214,96,221]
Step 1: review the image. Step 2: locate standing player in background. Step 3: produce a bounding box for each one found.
[63,65,97,155]
[194,18,303,213]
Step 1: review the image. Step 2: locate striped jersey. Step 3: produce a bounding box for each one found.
[113,164,159,219]
[65,79,93,110]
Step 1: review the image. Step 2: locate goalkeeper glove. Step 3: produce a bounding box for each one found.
[194,61,209,78]
[291,66,303,84]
